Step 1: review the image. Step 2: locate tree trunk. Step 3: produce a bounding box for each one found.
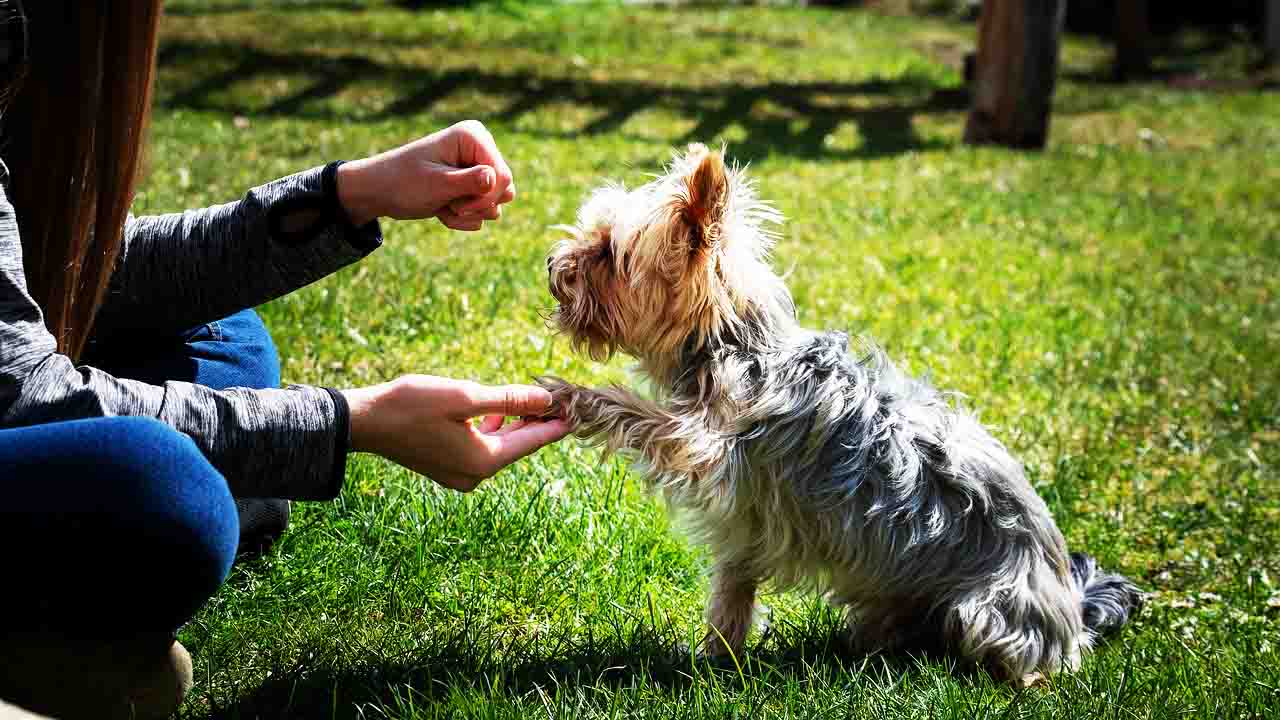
[1113,0,1151,80]
[963,0,1066,150]
[1265,0,1280,65]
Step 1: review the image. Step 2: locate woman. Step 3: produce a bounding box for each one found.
[0,2,570,718]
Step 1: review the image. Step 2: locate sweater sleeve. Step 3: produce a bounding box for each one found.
[0,164,351,500]
[92,162,382,337]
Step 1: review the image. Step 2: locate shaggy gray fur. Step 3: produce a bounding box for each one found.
[546,323,1144,681]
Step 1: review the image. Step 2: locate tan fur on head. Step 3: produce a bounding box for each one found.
[546,144,790,384]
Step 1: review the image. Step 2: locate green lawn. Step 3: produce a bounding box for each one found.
[150,2,1278,717]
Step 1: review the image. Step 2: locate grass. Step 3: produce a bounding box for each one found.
[145,2,1280,717]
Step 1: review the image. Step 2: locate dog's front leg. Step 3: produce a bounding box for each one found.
[538,378,760,657]
[702,560,760,659]
[536,377,727,483]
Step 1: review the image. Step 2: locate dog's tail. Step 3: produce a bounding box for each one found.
[1069,552,1144,641]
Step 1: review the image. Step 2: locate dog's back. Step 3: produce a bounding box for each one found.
[692,328,1139,681]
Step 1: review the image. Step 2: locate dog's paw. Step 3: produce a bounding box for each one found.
[1018,671,1047,689]
[695,640,739,667]
[699,628,748,663]
[532,376,578,420]
[755,603,775,643]
[672,640,694,663]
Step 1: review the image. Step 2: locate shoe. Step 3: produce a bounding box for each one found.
[0,632,192,719]
[234,497,290,556]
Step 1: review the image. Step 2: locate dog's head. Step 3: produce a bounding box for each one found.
[546,144,792,372]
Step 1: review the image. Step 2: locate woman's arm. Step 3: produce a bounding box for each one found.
[91,121,515,338]
[92,162,381,337]
[2,187,564,497]
[0,185,347,499]
[2,119,559,495]
[95,161,378,335]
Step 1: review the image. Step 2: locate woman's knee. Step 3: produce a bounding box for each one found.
[201,309,282,390]
[102,418,240,584]
[2,417,239,630]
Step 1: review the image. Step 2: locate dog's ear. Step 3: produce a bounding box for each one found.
[679,146,728,252]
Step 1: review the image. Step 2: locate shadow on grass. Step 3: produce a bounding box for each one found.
[194,620,974,719]
[156,40,969,162]
[1059,29,1280,90]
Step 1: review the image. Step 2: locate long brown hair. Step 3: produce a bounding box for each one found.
[2,0,162,360]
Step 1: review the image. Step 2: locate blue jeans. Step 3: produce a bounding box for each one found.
[0,310,280,634]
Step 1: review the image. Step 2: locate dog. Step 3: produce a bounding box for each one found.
[539,144,1142,685]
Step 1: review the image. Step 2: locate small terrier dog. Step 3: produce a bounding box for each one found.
[540,145,1142,684]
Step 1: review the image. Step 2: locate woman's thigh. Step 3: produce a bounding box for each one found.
[0,417,239,634]
[86,309,281,391]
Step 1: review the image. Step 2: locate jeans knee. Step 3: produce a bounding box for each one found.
[96,418,239,591]
[1,417,239,631]
[213,310,282,389]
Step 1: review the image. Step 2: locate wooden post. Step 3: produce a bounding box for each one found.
[963,0,1066,150]
[1113,0,1151,80]
[1265,0,1280,65]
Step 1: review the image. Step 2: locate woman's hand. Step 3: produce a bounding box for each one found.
[335,120,516,231]
[342,375,571,492]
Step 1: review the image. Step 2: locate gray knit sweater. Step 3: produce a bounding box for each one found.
[0,159,382,499]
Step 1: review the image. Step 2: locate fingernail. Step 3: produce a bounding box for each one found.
[481,167,495,190]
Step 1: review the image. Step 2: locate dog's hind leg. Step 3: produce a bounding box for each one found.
[941,580,1083,685]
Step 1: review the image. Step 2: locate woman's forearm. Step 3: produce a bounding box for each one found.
[91,163,383,339]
